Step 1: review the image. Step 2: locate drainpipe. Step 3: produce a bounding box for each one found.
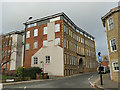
[22,17,32,80]
[23,16,32,67]
[23,23,27,67]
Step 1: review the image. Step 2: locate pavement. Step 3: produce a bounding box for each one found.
[94,73,119,90]
[3,72,98,89]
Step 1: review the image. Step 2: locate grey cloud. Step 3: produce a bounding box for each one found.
[2,2,118,55]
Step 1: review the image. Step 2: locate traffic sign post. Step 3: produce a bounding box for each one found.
[98,56,102,62]
[98,52,103,85]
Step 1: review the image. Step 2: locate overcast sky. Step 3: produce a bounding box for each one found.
[1,2,118,55]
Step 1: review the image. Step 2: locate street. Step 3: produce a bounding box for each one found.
[3,72,99,89]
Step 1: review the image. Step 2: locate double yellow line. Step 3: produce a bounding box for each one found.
[90,74,105,88]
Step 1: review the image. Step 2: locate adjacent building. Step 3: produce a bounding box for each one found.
[1,31,24,71]
[24,12,97,76]
[96,55,109,67]
[101,6,120,82]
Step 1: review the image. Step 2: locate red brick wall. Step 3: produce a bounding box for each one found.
[2,70,16,76]
[2,36,12,70]
[24,19,64,68]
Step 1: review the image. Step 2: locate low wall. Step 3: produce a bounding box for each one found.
[2,70,16,76]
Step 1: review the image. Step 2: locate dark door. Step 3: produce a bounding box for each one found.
[79,58,83,73]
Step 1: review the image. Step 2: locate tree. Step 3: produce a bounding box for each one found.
[0,32,24,70]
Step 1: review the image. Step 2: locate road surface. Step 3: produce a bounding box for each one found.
[3,72,99,89]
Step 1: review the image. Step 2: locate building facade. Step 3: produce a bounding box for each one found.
[101,6,120,82]
[24,12,97,76]
[1,31,24,71]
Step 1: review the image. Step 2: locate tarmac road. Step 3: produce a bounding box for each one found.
[3,72,99,89]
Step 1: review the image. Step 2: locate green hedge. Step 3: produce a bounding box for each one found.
[16,67,42,79]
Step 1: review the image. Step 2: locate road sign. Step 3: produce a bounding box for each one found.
[98,56,102,62]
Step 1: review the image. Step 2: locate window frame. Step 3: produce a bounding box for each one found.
[26,31,30,38]
[33,57,38,64]
[34,29,38,37]
[64,38,66,48]
[55,38,60,45]
[43,26,47,35]
[64,25,66,32]
[110,38,117,52]
[64,54,67,65]
[33,41,38,49]
[26,43,30,50]
[46,56,50,63]
[81,38,84,43]
[107,16,114,30]
[55,24,60,32]
[112,61,119,72]
[43,40,48,47]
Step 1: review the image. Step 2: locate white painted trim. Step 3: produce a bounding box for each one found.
[107,16,113,31]
[109,38,117,52]
[50,17,60,22]
[112,61,119,72]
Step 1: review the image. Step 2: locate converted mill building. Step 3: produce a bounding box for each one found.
[24,12,97,76]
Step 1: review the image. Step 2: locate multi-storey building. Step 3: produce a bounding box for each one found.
[101,6,120,82]
[1,31,24,71]
[24,12,97,76]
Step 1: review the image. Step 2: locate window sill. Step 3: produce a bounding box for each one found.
[43,46,48,48]
[54,44,60,46]
[26,37,30,39]
[45,63,50,65]
[33,64,38,65]
[111,50,117,53]
[113,70,119,72]
[34,36,38,37]
[108,28,114,31]
[43,34,47,35]
[55,31,60,33]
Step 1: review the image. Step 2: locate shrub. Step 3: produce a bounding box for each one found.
[24,67,42,79]
[16,67,42,79]
[16,66,24,79]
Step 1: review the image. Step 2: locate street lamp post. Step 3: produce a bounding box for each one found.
[22,16,32,80]
[98,52,103,85]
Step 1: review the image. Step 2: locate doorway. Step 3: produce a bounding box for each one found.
[79,58,83,73]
